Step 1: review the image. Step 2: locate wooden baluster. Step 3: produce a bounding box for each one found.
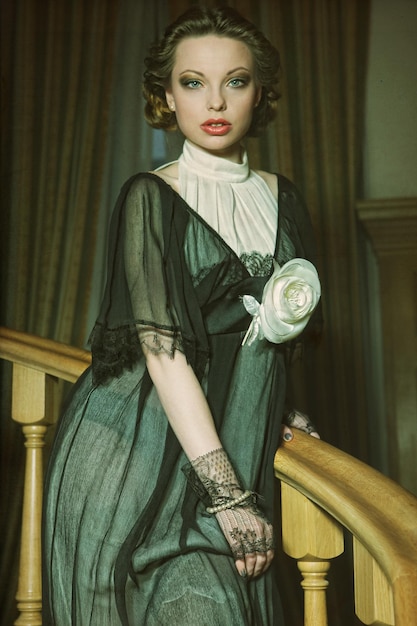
[353,537,395,626]
[12,363,57,626]
[298,560,331,626]
[280,482,344,626]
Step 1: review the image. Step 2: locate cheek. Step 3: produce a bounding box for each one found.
[172,104,196,135]
[239,91,260,115]
[238,99,258,130]
[174,104,192,126]
[173,94,194,116]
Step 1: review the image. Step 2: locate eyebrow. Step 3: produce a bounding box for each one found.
[179,66,251,77]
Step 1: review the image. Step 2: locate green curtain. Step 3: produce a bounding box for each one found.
[0,1,120,621]
[261,0,371,464]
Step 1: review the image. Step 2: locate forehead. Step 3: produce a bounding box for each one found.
[172,35,255,73]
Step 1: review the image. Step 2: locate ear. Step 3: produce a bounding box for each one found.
[165,89,175,112]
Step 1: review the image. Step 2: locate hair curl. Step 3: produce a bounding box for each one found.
[143,7,281,137]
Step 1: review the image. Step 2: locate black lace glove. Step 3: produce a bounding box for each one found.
[215,504,274,561]
[183,448,274,576]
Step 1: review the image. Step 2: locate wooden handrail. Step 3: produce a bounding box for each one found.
[275,431,417,625]
[2,326,417,625]
[0,326,91,383]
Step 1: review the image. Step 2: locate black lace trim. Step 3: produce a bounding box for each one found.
[181,464,213,507]
[191,256,248,287]
[192,263,218,287]
[140,331,184,359]
[89,323,142,385]
[190,252,271,289]
[229,529,274,558]
[89,322,209,386]
[240,252,274,277]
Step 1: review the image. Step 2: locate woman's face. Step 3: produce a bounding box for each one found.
[165,35,261,162]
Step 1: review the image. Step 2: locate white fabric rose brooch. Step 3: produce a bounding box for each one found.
[242,258,321,346]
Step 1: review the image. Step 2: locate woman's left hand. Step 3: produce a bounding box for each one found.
[281,409,320,441]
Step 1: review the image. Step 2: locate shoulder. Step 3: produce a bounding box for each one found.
[276,173,302,197]
[122,171,170,194]
[253,170,302,201]
[111,173,176,229]
[253,169,278,200]
[274,175,314,235]
[150,162,180,194]
[275,174,309,213]
[116,170,190,232]
[117,170,178,211]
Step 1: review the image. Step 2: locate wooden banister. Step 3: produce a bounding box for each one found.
[0,326,91,383]
[0,327,91,625]
[274,431,417,625]
[2,326,417,625]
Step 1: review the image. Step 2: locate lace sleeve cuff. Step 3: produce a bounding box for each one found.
[138,326,185,359]
[89,322,187,385]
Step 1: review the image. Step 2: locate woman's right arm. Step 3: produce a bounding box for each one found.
[143,343,274,579]
[143,341,222,460]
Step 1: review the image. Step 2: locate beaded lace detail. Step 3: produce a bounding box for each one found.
[240,251,274,277]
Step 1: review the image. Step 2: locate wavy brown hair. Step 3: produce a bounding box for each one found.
[143,7,281,137]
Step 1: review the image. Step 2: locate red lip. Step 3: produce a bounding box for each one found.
[200,119,232,136]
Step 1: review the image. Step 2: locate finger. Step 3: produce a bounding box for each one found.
[234,557,248,579]
[265,548,275,569]
[251,549,275,578]
[243,552,257,578]
[252,551,268,577]
[234,546,275,579]
[281,425,293,441]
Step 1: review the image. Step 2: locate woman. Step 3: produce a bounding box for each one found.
[43,7,321,625]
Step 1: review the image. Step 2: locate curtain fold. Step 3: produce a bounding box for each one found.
[84,0,171,339]
[1,1,120,622]
[2,0,120,344]
[261,0,371,463]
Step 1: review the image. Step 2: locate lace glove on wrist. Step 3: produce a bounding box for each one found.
[215,505,274,561]
[183,448,274,567]
[183,447,250,508]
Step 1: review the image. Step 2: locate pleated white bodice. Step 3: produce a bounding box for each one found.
[178,140,278,259]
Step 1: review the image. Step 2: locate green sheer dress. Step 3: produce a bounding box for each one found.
[42,147,318,625]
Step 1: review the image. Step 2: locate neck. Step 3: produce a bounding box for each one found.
[179,140,249,183]
[187,140,244,164]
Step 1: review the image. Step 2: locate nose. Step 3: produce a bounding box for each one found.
[207,88,226,111]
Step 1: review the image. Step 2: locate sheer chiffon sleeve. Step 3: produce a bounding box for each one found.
[89,174,209,385]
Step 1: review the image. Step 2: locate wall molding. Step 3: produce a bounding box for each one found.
[356,197,417,255]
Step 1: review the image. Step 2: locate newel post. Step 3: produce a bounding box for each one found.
[12,363,57,626]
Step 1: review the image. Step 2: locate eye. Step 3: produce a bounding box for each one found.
[182,79,203,89]
[228,77,248,88]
